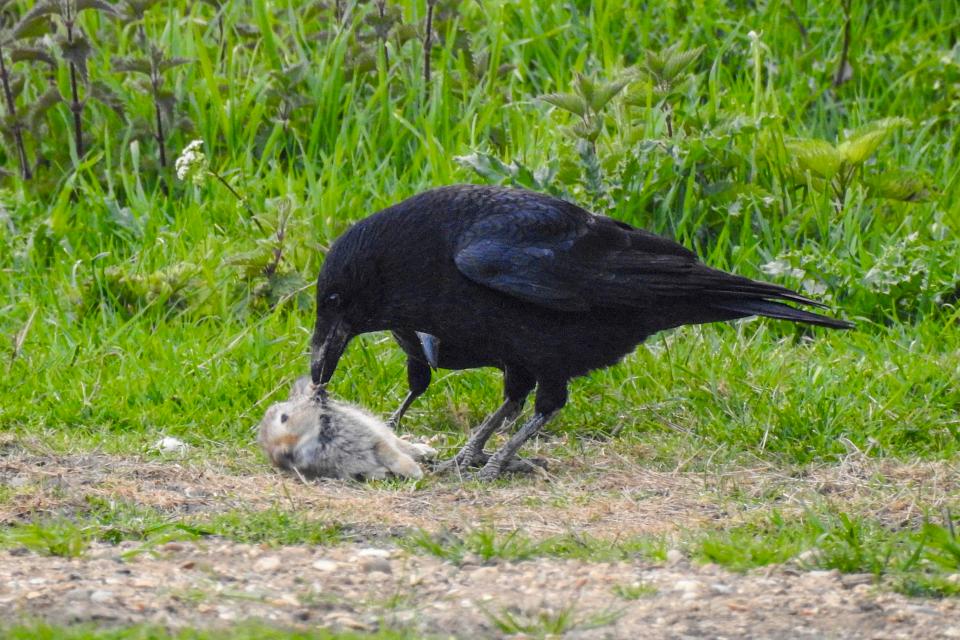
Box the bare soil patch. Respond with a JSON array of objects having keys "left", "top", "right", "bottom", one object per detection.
[
  {"left": 2, "top": 443, "right": 957, "bottom": 539},
  {"left": 2, "top": 439, "right": 960, "bottom": 637}
]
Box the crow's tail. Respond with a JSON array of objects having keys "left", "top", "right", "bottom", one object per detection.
[{"left": 712, "top": 298, "right": 854, "bottom": 329}]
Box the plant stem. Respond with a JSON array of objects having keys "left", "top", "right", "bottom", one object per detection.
[
  {"left": 66, "top": 21, "right": 84, "bottom": 157},
  {"left": 151, "top": 76, "right": 167, "bottom": 168},
  {"left": 0, "top": 46, "right": 31, "bottom": 180},
  {"left": 423, "top": 0, "right": 435, "bottom": 103},
  {"left": 833, "top": 0, "right": 852, "bottom": 88},
  {"left": 210, "top": 169, "right": 266, "bottom": 233},
  {"left": 378, "top": 1, "right": 390, "bottom": 70}
]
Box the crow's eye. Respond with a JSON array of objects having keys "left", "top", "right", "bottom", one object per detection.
[
  {"left": 325, "top": 293, "right": 341, "bottom": 309},
  {"left": 280, "top": 413, "right": 289, "bottom": 423}
]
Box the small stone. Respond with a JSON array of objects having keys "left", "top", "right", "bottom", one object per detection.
[
  {"left": 666, "top": 549, "right": 685, "bottom": 565},
  {"left": 361, "top": 558, "right": 392, "bottom": 574},
  {"left": 90, "top": 590, "right": 114, "bottom": 604},
  {"left": 807, "top": 569, "right": 839, "bottom": 579},
  {"left": 794, "top": 549, "right": 820, "bottom": 566},
  {"left": 253, "top": 556, "right": 282, "bottom": 572},
  {"left": 154, "top": 436, "right": 188, "bottom": 454},
  {"left": 312, "top": 559, "right": 339, "bottom": 572},
  {"left": 326, "top": 613, "right": 370, "bottom": 630},
  {"left": 355, "top": 548, "right": 391, "bottom": 558},
  {"left": 710, "top": 583, "right": 733, "bottom": 595},
  {"left": 468, "top": 566, "right": 499, "bottom": 581},
  {"left": 840, "top": 574, "right": 874, "bottom": 588},
  {"left": 674, "top": 579, "right": 702, "bottom": 595}
]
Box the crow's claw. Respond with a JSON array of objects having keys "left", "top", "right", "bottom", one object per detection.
[{"left": 436, "top": 453, "right": 547, "bottom": 479}]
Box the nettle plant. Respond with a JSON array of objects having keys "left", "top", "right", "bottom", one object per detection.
[
  {"left": 112, "top": 44, "right": 191, "bottom": 170},
  {"left": 624, "top": 42, "right": 705, "bottom": 138},
  {"left": 459, "top": 43, "right": 769, "bottom": 222},
  {"left": 770, "top": 117, "right": 936, "bottom": 211},
  {"left": 540, "top": 72, "right": 629, "bottom": 199},
  {"left": 460, "top": 40, "right": 936, "bottom": 233},
  {"left": 12, "top": 0, "right": 123, "bottom": 157}
]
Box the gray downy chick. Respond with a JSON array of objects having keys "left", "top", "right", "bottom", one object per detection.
[{"left": 258, "top": 376, "right": 436, "bottom": 480}]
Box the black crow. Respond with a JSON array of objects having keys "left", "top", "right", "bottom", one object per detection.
[{"left": 310, "top": 184, "right": 851, "bottom": 480}]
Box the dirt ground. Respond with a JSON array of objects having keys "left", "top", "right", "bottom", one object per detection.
[{"left": 2, "top": 441, "right": 960, "bottom": 638}]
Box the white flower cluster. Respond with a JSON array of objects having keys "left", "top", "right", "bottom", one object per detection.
[
  {"left": 760, "top": 259, "right": 805, "bottom": 279},
  {"left": 761, "top": 258, "right": 829, "bottom": 297},
  {"left": 175, "top": 139, "right": 208, "bottom": 186}
]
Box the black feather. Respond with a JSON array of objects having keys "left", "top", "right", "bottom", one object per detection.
[{"left": 312, "top": 184, "right": 852, "bottom": 438}]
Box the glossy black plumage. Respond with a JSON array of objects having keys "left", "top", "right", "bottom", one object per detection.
[{"left": 310, "top": 184, "right": 851, "bottom": 478}]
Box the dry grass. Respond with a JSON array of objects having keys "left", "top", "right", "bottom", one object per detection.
[{"left": 2, "top": 435, "right": 957, "bottom": 541}]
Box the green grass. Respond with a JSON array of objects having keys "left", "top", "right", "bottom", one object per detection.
[
  {"left": 401, "top": 512, "right": 960, "bottom": 598},
  {"left": 0, "top": 501, "right": 345, "bottom": 556},
  {"left": 691, "top": 509, "right": 960, "bottom": 597},
  {"left": 0, "top": 0, "right": 956, "bottom": 467},
  {"left": 0, "top": 0, "right": 959, "bottom": 624},
  {"left": 484, "top": 604, "right": 622, "bottom": 638}
]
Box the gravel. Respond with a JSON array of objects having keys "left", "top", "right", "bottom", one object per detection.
[{"left": 2, "top": 541, "right": 958, "bottom": 638}]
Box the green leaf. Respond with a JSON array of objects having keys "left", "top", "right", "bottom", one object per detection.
[
  {"left": 120, "top": 0, "right": 164, "bottom": 21},
  {"left": 573, "top": 73, "right": 596, "bottom": 106},
  {"left": 75, "top": 0, "right": 121, "bottom": 16},
  {"left": 663, "top": 44, "right": 704, "bottom": 81},
  {"left": 838, "top": 117, "right": 910, "bottom": 165},
  {"left": 345, "top": 48, "right": 376, "bottom": 75},
  {"left": 8, "top": 75, "right": 24, "bottom": 102},
  {"left": 89, "top": 81, "right": 125, "bottom": 119},
  {"left": 58, "top": 34, "right": 93, "bottom": 80},
  {"left": 454, "top": 151, "right": 511, "bottom": 183},
  {"left": 112, "top": 56, "right": 151, "bottom": 75},
  {"left": 540, "top": 92, "right": 587, "bottom": 117},
  {"left": 836, "top": 129, "right": 884, "bottom": 166},
  {"left": 394, "top": 23, "right": 419, "bottom": 45},
  {"left": 11, "top": 1, "right": 57, "bottom": 41},
  {"left": 10, "top": 46, "right": 56, "bottom": 68},
  {"left": 785, "top": 138, "right": 844, "bottom": 179},
  {"left": 589, "top": 77, "right": 629, "bottom": 111},
  {"left": 642, "top": 47, "right": 668, "bottom": 81},
  {"left": 27, "top": 87, "right": 62, "bottom": 132},
  {"left": 864, "top": 170, "right": 936, "bottom": 202},
  {"left": 158, "top": 56, "right": 192, "bottom": 73},
  {"left": 568, "top": 116, "right": 602, "bottom": 142},
  {"left": 623, "top": 80, "right": 667, "bottom": 107}
]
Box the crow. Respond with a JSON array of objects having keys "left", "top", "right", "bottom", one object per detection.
[{"left": 310, "top": 184, "right": 852, "bottom": 480}]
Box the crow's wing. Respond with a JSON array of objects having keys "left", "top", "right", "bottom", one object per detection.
[{"left": 453, "top": 205, "right": 816, "bottom": 312}]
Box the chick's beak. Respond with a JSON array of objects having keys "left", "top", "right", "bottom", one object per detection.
[{"left": 310, "top": 317, "right": 351, "bottom": 385}]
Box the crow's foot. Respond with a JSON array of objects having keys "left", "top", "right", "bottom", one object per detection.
[
  {"left": 434, "top": 451, "right": 547, "bottom": 477},
  {"left": 433, "top": 446, "right": 486, "bottom": 475},
  {"left": 471, "top": 455, "right": 548, "bottom": 481}
]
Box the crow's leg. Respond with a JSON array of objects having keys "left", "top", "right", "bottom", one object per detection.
[
  {"left": 476, "top": 380, "right": 567, "bottom": 481},
  {"left": 435, "top": 398, "right": 524, "bottom": 473},
  {"left": 436, "top": 367, "right": 534, "bottom": 474},
  {"left": 387, "top": 354, "right": 431, "bottom": 431}
]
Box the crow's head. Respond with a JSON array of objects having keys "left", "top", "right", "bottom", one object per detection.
[{"left": 309, "top": 225, "right": 382, "bottom": 385}]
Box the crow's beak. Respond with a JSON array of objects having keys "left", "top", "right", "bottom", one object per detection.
[
  {"left": 416, "top": 332, "right": 440, "bottom": 369},
  {"left": 310, "top": 318, "right": 351, "bottom": 385}
]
